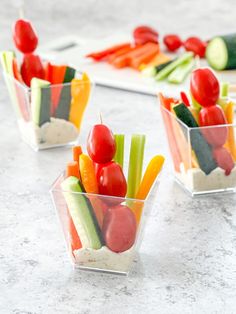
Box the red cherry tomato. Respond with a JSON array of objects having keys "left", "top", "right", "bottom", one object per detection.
[
  {"left": 212, "top": 147, "right": 234, "bottom": 175},
  {"left": 133, "top": 25, "right": 158, "bottom": 45},
  {"left": 87, "top": 124, "right": 116, "bottom": 164},
  {"left": 98, "top": 161, "right": 127, "bottom": 202},
  {"left": 190, "top": 68, "right": 220, "bottom": 107},
  {"left": 199, "top": 105, "right": 228, "bottom": 147},
  {"left": 21, "top": 54, "right": 45, "bottom": 87},
  {"left": 184, "top": 37, "right": 207, "bottom": 58},
  {"left": 102, "top": 205, "right": 136, "bottom": 253},
  {"left": 163, "top": 34, "right": 182, "bottom": 52},
  {"left": 13, "top": 19, "right": 38, "bottom": 54}
]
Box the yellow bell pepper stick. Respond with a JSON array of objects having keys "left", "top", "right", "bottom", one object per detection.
[
  {"left": 224, "top": 101, "right": 236, "bottom": 161},
  {"left": 69, "top": 73, "right": 91, "bottom": 130},
  {"left": 131, "top": 155, "right": 164, "bottom": 224}
]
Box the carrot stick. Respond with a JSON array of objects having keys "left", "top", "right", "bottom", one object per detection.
[
  {"left": 66, "top": 161, "right": 80, "bottom": 179},
  {"left": 139, "top": 52, "right": 170, "bottom": 70},
  {"left": 130, "top": 45, "right": 159, "bottom": 70},
  {"left": 73, "top": 145, "right": 82, "bottom": 162},
  {"left": 65, "top": 165, "right": 82, "bottom": 251},
  {"left": 111, "top": 43, "right": 158, "bottom": 69},
  {"left": 224, "top": 101, "right": 236, "bottom": 161}
]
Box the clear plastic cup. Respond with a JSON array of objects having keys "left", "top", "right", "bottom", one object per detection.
[
  {"left": 160, "top": 98, "right": 236, "bottom": 196},
  {"left": 3, "top": 72, "right": 93, "bottom": 151},
  {"left": 50, "top": 171, "right": 161, "bottom": 275}
]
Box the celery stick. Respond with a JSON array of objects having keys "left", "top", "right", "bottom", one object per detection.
[
  {"left": 220, "top": 82, "right": 229, "bottom": 97},
  {"left": 168, "top": 58, "right": 195, "bottom": 84},
  {"left": 155, "top": 52, "right": 193, "bottom": 81},
  {"left": 127, "top": 134, "right": 146, "bottom": 199},
  {"left": 114, "top": 134, "right": 125, "bottom": 168}
]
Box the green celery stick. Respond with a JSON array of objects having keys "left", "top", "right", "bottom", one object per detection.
[
  {"left": 220, "top": 82, "right": 229, "bottom": 97},
  {"left": 155, "top": 52, "right": 193, "bottom": 81},
  {"left": 167, "top": 58, "right": 195, "bottom": 84},
  {"left": 127, "top": 134, "right": 146, "bottom": 198},
  {"left": 114, "top": 134, "right": 125, "bottom": 168}
]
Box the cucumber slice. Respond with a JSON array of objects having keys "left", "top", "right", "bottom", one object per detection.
[
  {"left": 63, "top": 66, "right": 76, "bottom": 83},
  {"left": 61, "top": 176, "right": 104, "bottom": 249},
  {"left": 54, "top": 84, "right": 71, "bottom": 120},
  {"left": 155, "top": 52, "right": 193, "bottom": 81},
  {"left": 114, "top": 134, "right": 125, "bottom": 168},
  {"left": 31, "top": 78, "right": 51, "bottom": 126},
  {"left": 168, "top": 58, "right": 195, "bottom": 84},
  {"left": 206, "top": 35, "right": 236, "bottom": 70},
  {"left": 173, "top": 103, "right": 217, "bottom": 175},
  {"left": 127, "top": 134, "right": 146, "bottom": 198}
]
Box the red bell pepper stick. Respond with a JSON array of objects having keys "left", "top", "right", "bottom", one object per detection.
[
  {"left": 180, "top": 91, "right": 190, "bottom": 107},
  {"left": 86, "top": 43, "right": 131, "bottom": 61}
]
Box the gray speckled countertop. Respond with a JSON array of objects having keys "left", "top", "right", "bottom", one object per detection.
[{"left": 1, "top": 1, "right": 236, "bottom": 313}]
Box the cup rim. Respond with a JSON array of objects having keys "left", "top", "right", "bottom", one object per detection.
[
  {"left": 50, "top": 170, "right": 162, "bottom": 204},
  {"left": 160, "top": 103, "right": 236, "bottom": 130}
]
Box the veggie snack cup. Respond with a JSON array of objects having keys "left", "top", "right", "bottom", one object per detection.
[
  {"left": 160, "top": 94, "right": 236, "bottom": 196},
  {"left": 3, "top": 71, "right": 93, "bottom": 151},
  {"left": 50, "top": 171, "right": 160, "bottom": 275}
]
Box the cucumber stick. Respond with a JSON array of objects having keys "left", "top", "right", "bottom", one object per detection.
[
  {"left": 155, "top": 52, "right": 193, "bottom": 81},
  {"left": 168, "top": 58, "right": 195, "bottom": 84},
  {"left": 127, "top": 134, "right": 146, "bottom": 198},
  {"left": 142, "top": 60, "right": 173, "bottom": 77},
  {"left": 173, "top": 103, "right": 217, "bottom": 175},
  {"left": 61, "top": 176, "right": 103, "bottom": 249},
  {"left": 114, "top": 134, "right": 125, "bottom": 168},
  {"left": 206, "top": 34, "right": 236, "bottom": 70},
  {"left": 31, "top": 78, "right": 51, "bottom": 127}
]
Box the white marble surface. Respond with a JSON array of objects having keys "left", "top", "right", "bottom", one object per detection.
[{"left": 1, "top": 1, "right": 236, "bottom": 313}]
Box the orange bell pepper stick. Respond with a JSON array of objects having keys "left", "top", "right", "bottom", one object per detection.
[
  {"left": 79, "top": 154, "right": 104, "bottom": 228},
  {"left": 131, "top": 155, "right": 164, "bottom": 224},
  {"left": 136, "top": 155, "right": 165, "bottom": 200},
  {"left": 224, "top": 101, "right": 236, "bottom": 161},
  {"left": 79, "top": 154, "right": 98, "bottom": 194}
]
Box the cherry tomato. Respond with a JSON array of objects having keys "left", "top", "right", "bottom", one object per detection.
[
  {"left": 87, "top": 124, "right": 116, "bottom": 163},
  {"left": 133, "top": 25, "right": 158, "bottom": 45},
  {"left": 98, "top": 161, "right": 127, "bottom": 202},
  {"left": 212, "top": 147, "right": 234, "bottom": 175},
  {"left": 199, "top": 105, "right": 228, "bottom": 147},
  {"left": 184, "top": 37, "right": 207, "bottom": 58},
  {"left": 13, "top": 19, "right": 38, "bottom": 54},
  {"left": 21, "top": 54, "right": 45, "bottom": 87},
  {"left": 190, "top": 68, "right": 220, "bottom": 107},
  {"left": 102, "top": 205, "right": 136, "bottom": 253},
  {"left": 163, "top": 34, "right": 182, "bottom": 52}
]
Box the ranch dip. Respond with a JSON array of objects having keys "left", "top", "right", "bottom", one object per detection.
[
  {"left": 18, "top": 117, "right": 79, "bottom": 149},
  {"left": 176, "top": 162, "right": 236, "bottom": 193},
  {"left": 73, "top": 246, "right": 135, "bottom": 273}
]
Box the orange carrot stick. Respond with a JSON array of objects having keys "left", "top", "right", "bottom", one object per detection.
[
  {"left": 224, "top": 101, "right": 236, "bottom": 161},
  {"left": 65, "top": 163, "right": 82, "bottom": 251},
  {"left": 72, "top": 145, "right": 83, "bottom": 162},
  {"left": 66, "top": 161, "right": 80, "bottom": 179}
]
